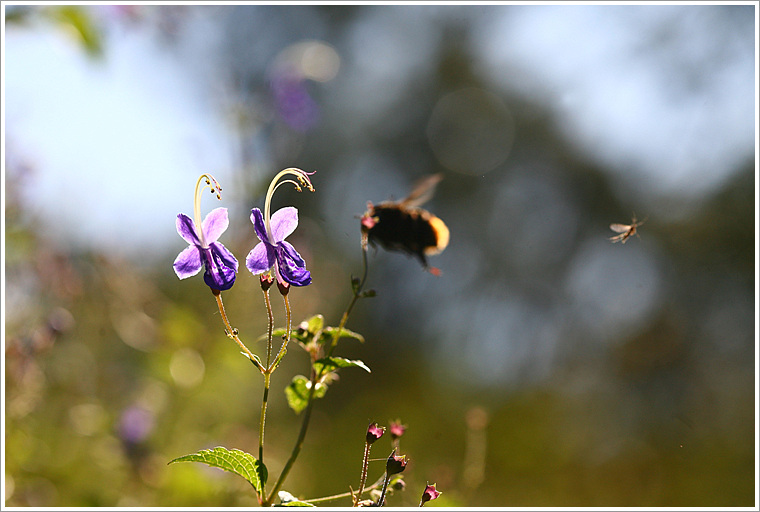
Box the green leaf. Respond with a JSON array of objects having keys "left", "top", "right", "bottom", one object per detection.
[
  {"left": 169, "top": 447, "right": 267, "bottom": 497},
  {"left": 241, "top": 351, "right": 265, "bottom": 372},
  {"left": 315, "top": 357, "right": 371, "bottom": 374},
  {"left": 285, "top": 375, "right": 326, "bottom": 414},
  {"left": 323, "top": 326, "right": 365, "bottom": 344},
  {"left": 304, "top": 314, "right": 324, "bottom": 334},
  {"left": 284, "top": 501, "right": 316, "bottom": 507}
]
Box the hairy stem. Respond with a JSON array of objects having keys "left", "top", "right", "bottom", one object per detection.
[
  {"left": 259, "top": 287, "right": 274, "bottom": 462},
  {"left": 376, "top": 471, "right": 392, "bottom": 507},
  {"left": 269, "top": 293, "right": 292, "bottom": 372},
  {"left": 353, "top": 441, "right": 372, "bottom": 506},
  {"left": 214, "top": 292, "right": 263, "bottom": 373}
]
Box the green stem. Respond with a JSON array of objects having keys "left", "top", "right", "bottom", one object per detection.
[
  {"left": 259, "top": 287, "right": 274, "bottom": 464},
  {"left": 264, "top": 248, "right": 370, "bottom": 506},
  {"left": 214, "top": 291, "right": 263, "bottom": 373},
  {"left": 304, "top": 474, "right": 386, "bottom": 504},
  {"left": 263, "top": 380, "right": 316, "bottom": 506},
  {"left": 268, "top": 292, "right": 292, "bottom": 372},
  {"left": 326, "top": 246, "right": 368, "bottom": 359}
]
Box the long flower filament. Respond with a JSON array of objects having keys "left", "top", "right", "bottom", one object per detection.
[
  {"left": 193, "top": 173, "right": 222, "bottom": 247},
  {"left": 263, "top": 168, "right": 315, "bottom": 244}
]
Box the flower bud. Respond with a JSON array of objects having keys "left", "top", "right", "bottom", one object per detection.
[
  {"left": 277, "top": 279, "right": 290, "bottom": 296},
  {"left": 260, "top": 273, "right": 274, "bottom": 291},
  {"left": 391, "top": 476, "right": 406, "bottom": 491},
  {"left": 366, "top": 422, "right": 385, "bottom": 444},
  {"left": 419, "top": 483, "right": 441, "bottom": 506},
  {"left": 389, "top": 421, "right": 406, "bottom": 440},
  {"left": 385, "top": 449, "right": 407, "bottom": 475}
]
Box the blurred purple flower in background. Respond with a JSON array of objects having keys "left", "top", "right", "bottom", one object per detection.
[
  {"left": 271, "top": 69, "right": 320, "bottom": 132},
  {"left": 118, "top": 405, "right": 155, "bottom": 445}
]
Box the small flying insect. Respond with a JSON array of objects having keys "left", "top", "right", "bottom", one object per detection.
[
  {"left": 361, "top": 173, "right": 450, "bottom": 275},
  {"left": 609, "top": 214, "right": 646, "bottom": 244}
]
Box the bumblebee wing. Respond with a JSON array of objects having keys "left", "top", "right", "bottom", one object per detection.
[
  {"left": 609, "top": 223, "right": 630, "bottom": 233},
  {"left": 401, "top": 173, "right": 443, "bottom": 208}
]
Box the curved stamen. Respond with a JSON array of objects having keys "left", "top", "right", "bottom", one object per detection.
[
  {"left": 193, "top": 174, "right": 222, "bottom": 247},
  {"left": 263, "top": 168, "right": 315, "bottom": 244}
]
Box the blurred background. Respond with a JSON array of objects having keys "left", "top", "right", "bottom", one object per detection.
[{"left": 3, "top": 4, "right": 757, "bottom": 507}]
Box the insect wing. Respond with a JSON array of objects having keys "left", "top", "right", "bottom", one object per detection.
[
  {"left": 401, "top": 173, "right": 443, "bottom": 208},
  {"left": 609, "top": 223, "right": 631, "bottom": 233}
]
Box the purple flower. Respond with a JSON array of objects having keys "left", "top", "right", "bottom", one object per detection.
[
  {"left": 246, "top": 207, "right": 311, "bottom": 286},
  {"left": 174, "top": 207, "right": 238, "bottom": 291},
  {"left": 245, "top": 168, "right": 314, "bottom": 288}
]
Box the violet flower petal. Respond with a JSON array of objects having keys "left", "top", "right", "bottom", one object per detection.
[
  {"left": 202, "top": 207, "right": 229, "bottom": 245},
  {"left": 250, "top": 208, "right": 270, "bottom": 244},
  {"left": 173, "top": 245, "right": 202, "bottom": 279},
  {"left": 201, "top": 245, "right": 237, "bottom": 291},
  {"left": 279, "top": 240, "right": 306, "bottom": 268},
  {"left": 176, "top": 213, "right": 201, "bottom": 246},
  {"left": 278, "top": 260, "right": 311, "bottom": 286},
  {"left": 210, "top": 241, "right": 239, "bottom": 273},
  {"left": 246, "top": 242, "right": 276, "bottom": 274},
  {"left": 277, "top": 248, "right": 311, "bottom": 286},
  {"left": 269, "top": 206, "right": 299, "bottom": 243}
]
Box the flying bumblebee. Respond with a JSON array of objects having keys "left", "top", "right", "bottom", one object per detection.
[{"left": 360, "top": 173, "right": 450, "bottom": 275}]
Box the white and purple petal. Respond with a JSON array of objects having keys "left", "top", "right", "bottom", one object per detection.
[
  {"left": 269, "top": 207, "right": 299, "bottom": 244},
  {"left": 173, "top": 245, "right": 202, "bottom": 279},
  {"left": 246, "top": 242, "right": 276, "bottom": 275},
  {"left": 202, "top": 207, "right": 230, "bottom": 245}
]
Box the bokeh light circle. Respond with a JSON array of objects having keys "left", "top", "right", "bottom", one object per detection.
[{"left": 426, "top": 87, "right": 515, "bottom": 176}]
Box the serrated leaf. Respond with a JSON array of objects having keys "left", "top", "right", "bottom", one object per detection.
[
  {"left": 169, "top": 447, "right": 267, "bottom": 497},
  {"left": 323, "top": 326, "right": 365, "bottom": 344},
  {"left": 315, "top": 356, "right": 371, "bottom": 373},
  {"left": 285, "top": 375, "right": 326, "bottom": 414}
]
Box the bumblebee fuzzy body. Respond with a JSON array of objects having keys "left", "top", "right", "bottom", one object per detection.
[{"left": 361, "top": 174, "right": 449, "bottom": 272}]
